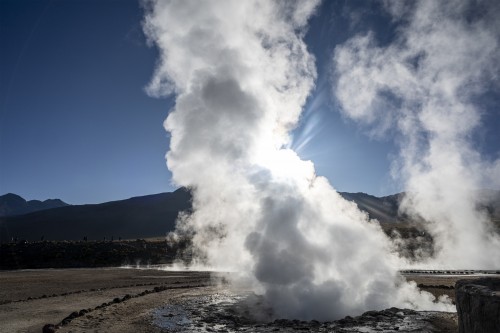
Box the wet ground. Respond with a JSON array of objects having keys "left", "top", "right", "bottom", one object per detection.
[{"left": 151, "top": 290, "right": 457, "bottom": 332}]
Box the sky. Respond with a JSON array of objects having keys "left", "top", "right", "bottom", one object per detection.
[{"left": 1, "top": 0, "right": 499, "bottom": 204}]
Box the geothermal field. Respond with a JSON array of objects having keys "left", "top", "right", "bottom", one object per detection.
[
  {"left": 2, "top": 0, "right": 500, "bottom": 332},
  {"left": 2, "top": 266, "right": 497, "bottom": 333}
]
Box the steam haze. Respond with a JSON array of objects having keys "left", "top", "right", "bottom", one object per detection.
[
  {"left": 334, "top": 0, "right": 500, "bottom": 269},
  {"left": 143, "top": 0, "right": 454, "bottom": 320}
]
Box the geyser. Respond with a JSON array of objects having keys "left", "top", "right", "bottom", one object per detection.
[
  {"left": 143, "top": 0, "right": 453, "bottom": 320},
  {"left": 333, "top": 0, "right": 500, "bottom": 269}
]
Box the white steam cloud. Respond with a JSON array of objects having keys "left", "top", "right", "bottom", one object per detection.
[
  {"left": 334, "top": 0, "right": 500, "bottom": 269},
  {"left": 143, "top": 0, "right": 453, "bottom": 320}
]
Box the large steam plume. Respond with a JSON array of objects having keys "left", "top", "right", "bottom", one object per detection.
[
  {"left": 143, "top": 0, "right": 453, "bottom": 320},
  {"left": 334, "top": 0, "right": 500, "bottom": 269}
]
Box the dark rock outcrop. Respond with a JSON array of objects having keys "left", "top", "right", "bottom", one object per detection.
[
  {"left": 455, "top": 278, "right": 500, "bottom": 333},
  {"left": 42, "top": 324, "right": 56, "bottom": 333}
]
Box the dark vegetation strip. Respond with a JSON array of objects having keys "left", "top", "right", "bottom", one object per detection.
[
  {"left": 0, "top": 240, "right": 183, "bottom": 270},
  {"left": 416, "top": 284, "right": 455, "bottom": 290}
]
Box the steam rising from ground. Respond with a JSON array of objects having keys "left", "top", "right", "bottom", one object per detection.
[
  {"left": 143, "top": 0, "right": 452, "bottom": 320},
  {"left": 334, "top": 0, "right": 500, "bottom": 269}
]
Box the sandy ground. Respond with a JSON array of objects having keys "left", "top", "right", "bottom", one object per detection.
[
  {"left": 2, "top": 268, "right": 497, "bottom": 333},
  {"left": 0, "top": 268, "right": 211, "bottom": 333}
]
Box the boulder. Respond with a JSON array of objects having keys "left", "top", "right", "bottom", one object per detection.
[{"left": 455, "top": 278, "right": 500, "bottom": 333}]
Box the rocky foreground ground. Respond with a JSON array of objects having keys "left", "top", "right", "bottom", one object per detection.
[{"left": 3, "top": 268, "right": 494, "bottom": 333}]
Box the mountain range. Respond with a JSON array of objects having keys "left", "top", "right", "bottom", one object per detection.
[
  {"left": 0, "top": 193, "right": 68, "bottom": 217},
  {"left": 1, "top": 188, "right": 499, "bottom": 243},
  {"left": 0, "top": 188, "right": 191, "bottom": 243}
]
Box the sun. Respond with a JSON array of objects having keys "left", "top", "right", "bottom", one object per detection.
[{"left": 255, "top": 147, "right": 316, "bottom": 186}]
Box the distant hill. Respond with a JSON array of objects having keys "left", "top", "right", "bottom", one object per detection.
[
  {"left": 0, "top": 193, "right": 68, "bottom": 217},
  {"left": 0, "top": 188, "right": 191, "bottom": 243},
  {"left": 339, "top": 190, "right": 500, "bottom": 228},
  {"left": 1, "top": 188, "right": 498, "bottom": 243},
  {"left": 339, "top": 192, "right": 406, "bottom": 223}
]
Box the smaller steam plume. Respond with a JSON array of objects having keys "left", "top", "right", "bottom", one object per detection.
[
  {"left": 143, "top": 0, "right": 454, "bottom": 321},
  {"left": 333, "top": 0, "right": 500, "bottom": 269}
]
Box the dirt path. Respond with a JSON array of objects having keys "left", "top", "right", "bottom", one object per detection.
[
  {"left": 57, "top": 287, "right": 220, "bottom": 333},
  {"left": 0, "top": 268, "right": 211, "bottom": 333}
]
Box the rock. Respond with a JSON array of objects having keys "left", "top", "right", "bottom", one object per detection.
[
  {"left": 310, "top": 319, "right": 320, "bottom": 326},
  {"left": 42, "top": 324, "right": 56, "bottom": 333},
  {"left": 455, "top": 278, "right": 500, "bottom": 333},
  {"left": 68, "top": 311, "right": 79, "bottom": 319},
  {"left": 362, "top": 310, "right": 380, "bottom": 317}
]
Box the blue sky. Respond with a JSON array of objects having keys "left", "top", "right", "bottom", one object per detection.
[{"left": 1, "top": 0, "right": 498, "bottom": 204}]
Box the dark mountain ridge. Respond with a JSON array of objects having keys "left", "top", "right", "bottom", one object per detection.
[
  {"left": 339, "top": 192, "right": 405, "bottom": 224},
  {"left": 0, "top": 193, "right": 68, "bottom": 217},
  {"left": 0, "top": 188, "right": 191, "bottom": 243},
  {"left": 1, "top": 188, "right": 498, "bottom": 243},
  {"left": 339, "top": 190, "right": 500, "bottom": 229}
]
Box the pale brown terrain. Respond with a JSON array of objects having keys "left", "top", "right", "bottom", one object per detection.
[
  {"left": 0, "top": 269, "right": 211, "bottom": 333},
  {"left": 4, "top": 268, "right": 496, "bottom": 333}
]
